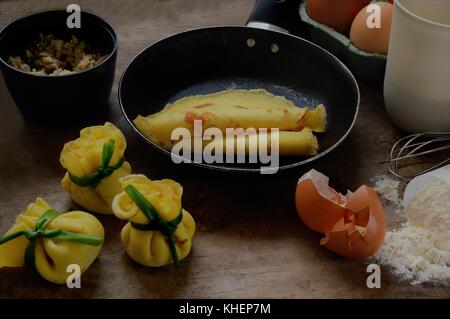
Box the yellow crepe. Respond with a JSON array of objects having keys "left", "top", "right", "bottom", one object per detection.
[
  {"left": 60, "top": 122, "right": 132, "bottom": 214},
  {"left": 0, "top": 198, "right": 104, "bottom": 284},
  {"left": 112, "top": 174, "right": 196, "bottom": 267},
  {"left": 155, "top": 128, "right": 319, "bottom": 156},
  {"left": 134, "top": 89, "right": 326, "bottom": 156},
  {"left": 217, "top": 128, "right": 320, "bottom": 156}
]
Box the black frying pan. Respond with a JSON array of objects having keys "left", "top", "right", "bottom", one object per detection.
[{"left": 119, "top": 0, "right": 359, "bottom": 172}]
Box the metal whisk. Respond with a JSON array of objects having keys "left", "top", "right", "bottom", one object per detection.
[{"left": 384, "top": 131, "right": 450, "bottom": 181}]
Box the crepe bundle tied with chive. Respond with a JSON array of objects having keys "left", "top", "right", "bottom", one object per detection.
[
  {"left": 0, "top": 198, "right": 104, "bottom": 284},
  {"left": 134, "top": 89, "right": 327, "bottom": 156},
  {"left": 60, "top": 122, "right": 132, "bottom": 215},
  {"left": 111, "top": 174, "right": 196, "bottom": 267}
]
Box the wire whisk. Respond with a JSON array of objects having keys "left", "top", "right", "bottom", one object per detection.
[{"left": 384, "top": 131, "right": 450, "bottom": 181}]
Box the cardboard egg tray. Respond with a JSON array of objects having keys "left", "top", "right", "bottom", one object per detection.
[{"left": 299, "top": 0, "right": 387, "bottom": 84}]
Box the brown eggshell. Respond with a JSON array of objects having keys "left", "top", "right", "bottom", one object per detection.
[
  {"left": 320, "top": 186, "right": 386, "bottom": 258},
  {"left": 295, "top": 170, "right": 386, "bottom": 259},
  {"left": 296, "top": 178, "right": 347, "bottom": 233}
]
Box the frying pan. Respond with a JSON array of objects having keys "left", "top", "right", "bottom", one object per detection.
[{"left": 119, "top": 0, "right": 359, "bottom": 172}]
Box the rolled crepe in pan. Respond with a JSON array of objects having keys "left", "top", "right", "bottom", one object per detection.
[
  {"left": 134, "top": 89, "right": 327, "bottom": 144},
  {"left": 154, "top": 128, "right": 319, "bottom": 156}
]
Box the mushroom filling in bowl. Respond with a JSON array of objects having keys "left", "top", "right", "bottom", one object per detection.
[{"left": 8, "top": 33, "right": 107, "bottom": 75}]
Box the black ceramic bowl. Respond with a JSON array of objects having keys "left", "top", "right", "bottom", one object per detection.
[{"left": 0, "top": 10, "right": 117, "bottom": 123}]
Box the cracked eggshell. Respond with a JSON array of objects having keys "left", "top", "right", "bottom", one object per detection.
[
  {"left": 321, "top": 185, "right": 386, "bottom": 259},
  {"left": 295, "top": 170, "right": 347, "bottom": 233},
  {"left": 295, "top": 170, "right": 386, "bottom": 259}
]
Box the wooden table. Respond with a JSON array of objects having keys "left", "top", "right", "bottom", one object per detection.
[{"left": 0, "top": 0, "right": 448, "bottom": 299}]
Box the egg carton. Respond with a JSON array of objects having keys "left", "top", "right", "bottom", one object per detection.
[{"left": 299, "top": 0, "right": 387, "bottom": 84}]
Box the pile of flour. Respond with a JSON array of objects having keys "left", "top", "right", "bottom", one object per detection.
[
  {"left": 372, "top": 176, "right": 403, "bottom": 209},
  {"left": 374, "top": 176, "right": 450, "bottom": 284}
]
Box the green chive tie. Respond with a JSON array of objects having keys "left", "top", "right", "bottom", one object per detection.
[
  {"left": 125, "top": 185, "right": 183, "bottom": 268},
  {"left": 68, "top": 139, "right": 125, "bottom": 187},
  {"left": 0, "top": 209, "right": 103, "bottom": 268}
]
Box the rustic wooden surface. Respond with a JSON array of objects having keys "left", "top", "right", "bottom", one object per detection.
[{"left": 0, "top": 0, "right": 449, "bottom": 299}]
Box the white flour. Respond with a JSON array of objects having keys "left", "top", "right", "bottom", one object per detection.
[
  {"left": 374, "top": 177, "right": 450, "bottom": 285},
  {"left": 372, "top": 176, "right": 403, "bottom": 210}
]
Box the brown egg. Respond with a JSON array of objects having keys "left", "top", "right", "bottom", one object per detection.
[
  {"left": 350, "top": 2, "right": 393, "bottom": 55},
  {"left": 307, "top": 0, "right": 370, "bottom": 34}
]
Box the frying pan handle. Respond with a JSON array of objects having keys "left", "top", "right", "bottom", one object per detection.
[{"left": 246, "top": 0, "right": 305, "bottom": 35}]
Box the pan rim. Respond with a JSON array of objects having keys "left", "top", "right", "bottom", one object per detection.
[{"left": 118, "top": 25, "right": 360, "bottom": 173}]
